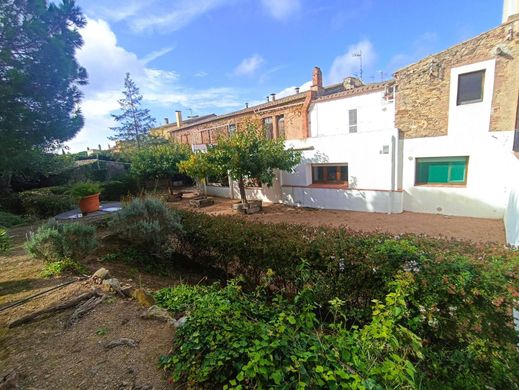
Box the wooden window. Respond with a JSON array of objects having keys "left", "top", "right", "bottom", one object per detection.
[
  {"left": 180, "top": 134, "right": 190, "bottom": 145},
  {"left": 200, "top": 129, "right": 212, "bottom": 144},
  {"left": 415, "top": 156, "right": 468, "bottom": 186},
  {"left": 312, "top": 164, "right": 348, "bottom": 184},
  {"left": 263, "top": 117, "right": 273, "bottom": 140},
  {"left": 457, "top": 70, "right": 485, "bottom": 105},
  {"left": 228, "top": 124, "right": 236, "bottom": 135},
  {"left": 348, "top": 109, "right": 357, "bottom": 133},
  {"left": 276, "top": 115, "right": 285, "bottom": 139}
]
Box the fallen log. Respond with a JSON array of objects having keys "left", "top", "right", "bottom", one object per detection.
[
  {"left": 8, "top": 290, "right": 100, "bottom": 328},
  {"left": 65, "top": 294, "right": 106, "bottom": 328}
]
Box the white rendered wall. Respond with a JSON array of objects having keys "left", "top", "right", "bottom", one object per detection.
[
  {"left": 402, "top": 132, "right": 515, "bottom": 218},
  {"left": 504, "top": 157, "right": 519, "bottom": 247},
  {"left": 447, "top": 59, "right": 495, "bottom": 137},
  {"left": 309, "top": 90, "right": 394, "bottom": 137}
]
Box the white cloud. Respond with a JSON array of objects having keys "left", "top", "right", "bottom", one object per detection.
[
  {"left": 234, "top": 54, "right": 265, "bottom": 76},
  {"left": 194, "top": 71, "right": 209, "bottom": 77},
  {"left": 142, "top": 47, "right": 175, "bottom": 65},
  {"left": 328, "top": 39, "right": 376, "bottom": 84},
  {"left": 387, "top": 32, "right": 438, "bottom": 73},
  {"left": 262, "top": 0, "right": 301, "bottom": 20},
  {"left": 276, "top": 80, "right": 311, "bottom": 98},
  {"left": 68, "top": 17, "right": 243, "bottom": 152}
]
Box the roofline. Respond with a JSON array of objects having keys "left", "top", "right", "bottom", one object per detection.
[
  {"left": 393, "top": 20, "right": 515, "bottom": 75},
  {"left": 314, "top": 81, "right": 391, "bottom": 103}
]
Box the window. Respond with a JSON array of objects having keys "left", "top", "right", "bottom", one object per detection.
[
  {"left": 457, "top": 70, "right": 484, "bottom": 105},
  {"left": 312, "top": 164, "right": 348, "bottom": 184},
  {"left": 415, "top": 157, "right": 468, "bottom": 186},
  {"left": 348, "top": 109, "right": 357, "bottom": 133},
  {"left": 180, "top": 134, "right": 190, "bottom": 145},
  {"left": 276, "top": 115, "right": 285, "bottom": 139},
  {"left": 200, "top": 129, "right": 212, "bottom": 144},
  {"left": 263, "top": 117, "right": 273, "bottom": 139},
  {"left": 228, "top": 123, "right": 236, "bottom": 135}
]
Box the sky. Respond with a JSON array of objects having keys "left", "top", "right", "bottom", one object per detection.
[{"left": 67, "top": 0, "right": 502, "bottom": 152}]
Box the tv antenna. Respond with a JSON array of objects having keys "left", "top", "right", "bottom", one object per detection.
[{"left": 352, "top": 50, "right": 363, "bottom": 81}]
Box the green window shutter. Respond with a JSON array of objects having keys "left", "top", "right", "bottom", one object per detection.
[{"left": 416, "top": 157, "right": 468, "bottom": 185}]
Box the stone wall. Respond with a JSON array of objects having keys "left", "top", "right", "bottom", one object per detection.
[{"left": 395, "top": 19, "right": 519, "bottom": 138}]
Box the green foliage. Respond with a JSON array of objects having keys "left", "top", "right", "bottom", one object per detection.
[
  {"left": 0, "top": 227, "right": 12, "bottom": 254},
  {"left": 70, "top": 182, "right": 101, "bottom": 200},
  {"left": 178, "top": 121, "right": 301, "bottom": 202},
  {"left": 19, "top": 188, "right": 74, "bottom": 218},
  {"left": 131, "top": 143, "right": 191, "bottom": 185},
  {"left": 110, "top": 73, "right": 155, "bottom": 148},
  {"left": 174, "top": 210, "right": 519, "bottom": 389},
  {"left": 0, "top": 211, "right": 27, "bottom": 227},
  {"left": 108, "top": 198, "right": 182, "bottom": 253},
  {"left": 158, "top": 274, "right": 421, "bottom": 389},
  {"left": 41, "top": 258, "right": 86, "bottom": 277},
  {"left": 25, "top": 220, "right": 97, "bottom": 262},
  {"left": 0, "top": 0, "right": 87, "bottom": 187},
  {"left": 100, "top": 176, "right": 139, "bottom": 201}
]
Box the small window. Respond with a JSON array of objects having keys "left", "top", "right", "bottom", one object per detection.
[
  {"left": 415, "top": 156, "right": 468, "bottom": 186},
  {"left": 457, "top": 70, "right": 484, "bottom": 105},
  {"left": 200, "top": 130, "right": 211, "bottom": 144},
  {"left": 312, "top": 164, "right": 348, "bottom": 184},
  {"left": 180, "top": 134, "right": 190, "bottom": 145},
  {"left": 263, "top": 117, "right": 273, "bottom": 139},
  {"left": 276, "top": 115, "right": 285, "bottom": 139},
  {"left": 228, "top": 124, "right": 236, "bottom": 135},
  {"left": 348, "top": 109, "right": 357, "bottom": 133}
]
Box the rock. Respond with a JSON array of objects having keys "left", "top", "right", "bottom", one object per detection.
[
  {"left": 103, "top": 338, "right": 139, "bottom": 350},
  {"left": 0, "top": 370, "right": 18, "bottom": 390},
  {"left": 120, "top": 285, "right": 134, "bottom": 298},
  {"left": 141, "top": 305, "right": 175, "bottom": 325},
  {"left": 91, "top": 268, "right": 110, "bottom": 282},
  {"left": 174, "top": 316, "right": 188, "bottom": 328},
  {"left": 132, "top": 288, "right": 155, "bottom": 307},
  {"left": 101, "top": 278, "right": 121, "bottom": 292}
]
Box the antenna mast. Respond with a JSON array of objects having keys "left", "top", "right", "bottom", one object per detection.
[{"left": 352, "top": 50, "right": 363, "bottom": 81}]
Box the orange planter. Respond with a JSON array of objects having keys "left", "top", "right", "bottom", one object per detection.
[{"left": 79, "top": 193, "right": 100, "bottom": 214}]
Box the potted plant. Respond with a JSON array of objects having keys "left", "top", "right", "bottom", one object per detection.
[{"left": 70, "top": 182, "right": 102, "bottom": 214}]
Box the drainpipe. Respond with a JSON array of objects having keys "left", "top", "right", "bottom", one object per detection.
[
  {"left": 388, "top": 134, "right": 397, "bottom": 214},
  {"left": 302, "top": 90, "right": 314, "bottom": 138}
]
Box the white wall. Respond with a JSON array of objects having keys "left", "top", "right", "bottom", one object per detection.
[
  {"left": 448, "top": 59, "right": 495, "bottom": 136},
  {"left": 402, "top": 132, "right": 515, "bottom": 218},
  {"left": 309, "top": 90, "right": 394, "bottom": 137},
  {"left": 504, "top": 157, "right": 519, "bottom": 247}
]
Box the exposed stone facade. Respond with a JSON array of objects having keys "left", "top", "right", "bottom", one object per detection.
[{"left": 395, "top": 19, "right": 519, "bottom": 138}]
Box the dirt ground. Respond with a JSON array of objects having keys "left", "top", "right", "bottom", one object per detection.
[
  {"left": 172, "top": 195, "right": 506, "bottom": 244},
  {"left": 0, "top": 225, "right": 207, "bottom": 390}
]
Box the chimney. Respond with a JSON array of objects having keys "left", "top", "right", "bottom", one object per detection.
[
  {"left": 175, "top": 110, "right": 182, "bottom": 128},
  {"left": 245, "top": 102, "right": 249, "bottom": 108},
  {"left": 98, "top": 144, "right": 102, "bottom": 151},
  {"left": 295, "top": 87, "right": 300, "bottom": 94},
  {"left": 164, "top": 117, "right": 169, "bottom": 124},
  {"left": 266, "top": 96, "right": 270, "bottom": 102},
  {"left": 270, "top": 93, "right": 276, "bottom": 101},
  {"left": 503, "top": 0, "right": 519, "bottom": 22},
  {"left": 311, "top": 66, "right": 323, "bottom": 94}
]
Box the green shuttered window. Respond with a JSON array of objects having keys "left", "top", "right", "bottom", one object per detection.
[{"left": 415, "top": 157, "right": 468, "bottom": 185}]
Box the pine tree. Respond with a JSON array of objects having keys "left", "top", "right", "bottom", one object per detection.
[{"left": 110, "top": 73, "right": 156, "bottom": 149}]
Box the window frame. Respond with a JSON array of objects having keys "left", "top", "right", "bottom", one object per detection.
[
  {"left": 311, "top": 163, "right": 349, "bottom": 185},
  {"left": 456, "top": 70, "right": 485, "bottom": 106},
  {"left": 228, "top": 123, "right": 236, "bottom": 135},
  {"left": 348, "top": 108, "right": 358, "bottom": 133},
  {"left": 414, "top": 156, "right": 469, "bottom": 187},
  {"left": 262, "top": 117, "right": 274, "bottom": 140},
  {"left": 276, "top": 115, "right": 285, "bottom": 139}
]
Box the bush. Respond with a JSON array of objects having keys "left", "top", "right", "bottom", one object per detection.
[
  {"left": 0, "top": 227, "right": 12, "bottom": 254},
  {"left": 0, "top": 211, "right": 27, "bottom": 227},
  {"left": 173, "top": 211, "right": 519, "bottom": 389},
  {"left": 100, "top": 176, "right": 139, "bottom": 201},
  {"left": 70, "top": 182, "right": 101, "bottom": 200},
  {"left": 0, "top": 192, "right": 23, "bottom": 214},
  {"left": 158, "top": 274, "right": 421, "bottom": 388},
  {"left": 108, "top": 198, "right": 182, "bottom": 253},
  {"left": 41, "top": 258, "right": 87, "bottom": 277},
  {"left": 25, "top": 220, "right": 97, "bottom": 262},
  {"left": 19, "top": 188, "right": 74, "bottom": 218}
]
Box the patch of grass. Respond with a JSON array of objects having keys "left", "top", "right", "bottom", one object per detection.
[
  {"left": 41, "top": 258, "right": 87, "bottom": 278},
  {"left": 0, "top": 211, "right": 28, "bottom": 227},
  {"left": 95, "top": 326, "right": 110, "bottom": 336},
  {"left": 0, "top": 227, "right": 12, "bottom": 254}
]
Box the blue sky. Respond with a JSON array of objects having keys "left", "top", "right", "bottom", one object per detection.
[{"left": 68, "top": 0, "right": 502, "bottom": 151}]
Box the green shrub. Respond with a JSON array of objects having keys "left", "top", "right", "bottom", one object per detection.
[
  {"left": 158, "top": 274, "right": 421, "bottom": 388},
  {"left": 19, "top": 188, "right": 74, "bottom": 218},
  {"left": 173, "top": 211, "right": 519, "bottom": 389},
  {"left": 70, "top": 182, "right": 101, "bottom": 200},
  {"left": 41, "top": 258, "right": 87, "bottom": 277},
  {"left": 0, "top": 211, "right": 27, "bottom": 227},
  {"left": 100, "top": 176, "right": 139, "bottom": 201},
  {"left": 0, "top": 192, "right": 22, "bottom": 213},
  {"left": 108, "top": 198, "right": 182, "bottom": 253},
  {"left": 0, "top": 227, "right": 12, "bottom": 254},
  {"left": 25, "top": 220, "right": 97, "bottom": 262}
]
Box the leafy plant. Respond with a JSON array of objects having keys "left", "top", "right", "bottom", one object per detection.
[
  {"left": 0, "top": 211, "right": 27, "bottom": 227},
  {"left": 108, "top": 198, "right": 182, "bottom": 253},
  {"left": 19, "top": 188, "right": 74, "bottom": 218},
  {"left": 95, "top": 326, "right": 110, "bottom": 336},
  {"left": 0, "top": 227, "right": 12, "bottom": 254},
  {"left": 25, "top": 220, "right": 97, "bottom": 262},
  {"left": 70, "top": 182, "right": 101, "bottom": 200},
  {"left": 41, "top": 258, "right": 86, "bottom": 277}
]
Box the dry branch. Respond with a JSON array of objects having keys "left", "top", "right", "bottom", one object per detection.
[
  {"left": 103, "top": 338, "right": 139, "bottom": 350},
  {"left": 8, "top": 290, "right": 100, "bottom": 328},
  {"left": 65, "top": 294, "right": 106, "bottom": 328}
]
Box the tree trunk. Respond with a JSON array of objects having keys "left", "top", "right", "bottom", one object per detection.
[{"left": 238, "top": 177, "right": 248, "bottom": 205}]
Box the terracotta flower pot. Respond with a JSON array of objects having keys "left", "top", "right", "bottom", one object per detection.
[{"left": 79, "top": 193, "right": 100, "bottom": 214}]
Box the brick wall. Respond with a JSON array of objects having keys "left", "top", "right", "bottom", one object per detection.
[{"left": 395, "top": 20, "right": 519, "bottom": 138}]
